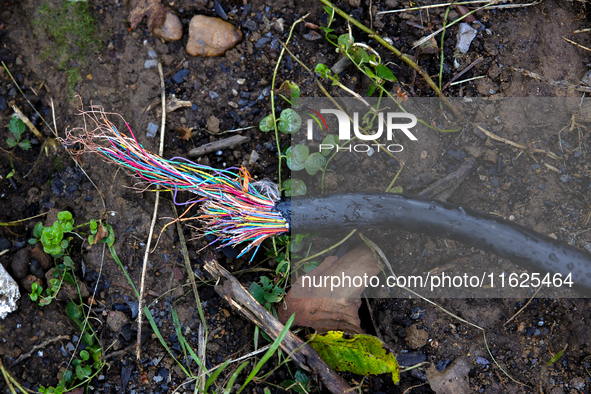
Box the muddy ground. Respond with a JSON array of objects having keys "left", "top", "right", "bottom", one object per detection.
[{"left": 1, "top": 0, "right": 591, "bottom": 393}]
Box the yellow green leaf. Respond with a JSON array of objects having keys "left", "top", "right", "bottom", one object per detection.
[{"left": 309, "top": 331, "right": 399, "bottom": 384}]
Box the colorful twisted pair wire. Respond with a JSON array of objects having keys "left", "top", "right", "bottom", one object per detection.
[{"left": 63, "top": 106, "right": 289, "bottom": 259}]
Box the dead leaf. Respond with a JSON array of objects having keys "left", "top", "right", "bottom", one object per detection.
[
  {"left": 176, "top": 125, "right": 193, "bottom": 140},
  {"left": 129, "top": 0, "right": 167, "bottom": 31},
  {"left": 278, "top": 245, "right": 381, "bottom": 334}
]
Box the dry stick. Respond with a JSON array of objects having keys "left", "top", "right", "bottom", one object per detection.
[
  {"left": 562, "top": 36, "right": 591, "bottom": 52},
  {"left": 203, "top": 256, "right": 353, "bottom": 394},
  {"left": 317, "top": 0, "right": 463, "bottom": 122},
  {"left": 11, "top": 105, "right": 44, "bottom": 141},
  {"left": 475, "top": 124, "right": 561, "bottom": 159},
  {"left": 10, "top": 335, "right": 70, "bottom": 367},
  {"left": 442, "top": 57, "right": 483, "bottom": 91},
  {"left": 136, "top": 61, "right": 167, "bottom": 363},
  {"left": 503, "top": 285, "right": 543, "bottom": 326}
]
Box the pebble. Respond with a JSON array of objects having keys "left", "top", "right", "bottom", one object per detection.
[
  {"left": 255, "top": 37, "right": 271, "bottom": 48},
  {"left": 475, "top": 357, "right": 489, "bottom": 366},
  {"left": 426, "top": 358, "right": 470, "bottom": 394},
  {"left": 249, "top": 150, "right": 259, "bottom": 164},
  {"left": 209, "top": 91, "right": 219, "bottom": 99},
  {"left": 148, "top": 50, "right": 157, "bottom": 59},
  {"left": 0, "top": 96, "right": 7, "bottom": 112},
  {"left": 144, "top": 59, "right": 158, "bottom": 69},
  {"left": 397, "top": 352, "right": 427, "bottom": 367},
  {"left": 11, "top": 248, "right": 29, "bottom": 279},
  {"left": 411, "top": 307, "right": 426, "bottom": 320},
  {"left": 147, "top": 122, "right": 159, "bottom": 138},
  {"left": 186, "top": 15, "right": 242, "bottom": 57},
  {"left": 107, "top": 311, "right": 129, "bottom": 333},
  {"left": 0, "top": 238, "right": 10, "bottom": 251},
  {"left": 243, "top": 19, "right": 257, "bottom": 31},
  {"left": 153, "top": 11, "right": 183, "bottom": 41},
  {"left": 405, "top": 325, "right": 429, "bottom": 349},
  {"left": 29, "top": 260, "right": 44, "bottom": 278},
  {"left": 172, "top": 69, "right": 190, "bottom": 84},
  {"left": 213, "top": 0, "right": 227, "bottom": 20},
  {"left": 456, "top": 23, "right": 477, "bottom": 54},
  {"left": 30, "top": 244, "right": 52, "bottom": 270},
  {"left": 303, "top": 31, "right": 322, "bottom": 41}
]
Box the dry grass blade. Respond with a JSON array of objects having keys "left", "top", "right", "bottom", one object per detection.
[
  {"left": 136, "top": 61, "right": 167, "bottom": 363},
  {"left": 475, "top": 124, "right": 561, "bottom": 160}
]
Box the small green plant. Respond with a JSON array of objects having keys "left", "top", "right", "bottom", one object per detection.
[
  {"left": 7, "top": 117, "right": 31, "bottom": 151},
  {"left": 281, "top": 369, "right": 311, "bottom": 393},
  {"left": 28, "top": 210, "right": 111, "bottom": 393},
  {"left": 29, "top": 282, "right": 43, "bottom": 302},
  {"left": 5, "top": 117, "right": 32, "bottom": 179},
  {"left": 250, "top": 276, "right": 286, "bottom": 317},
  {"left": 29, "top": 211, "right": 74, "bottom": 257}
]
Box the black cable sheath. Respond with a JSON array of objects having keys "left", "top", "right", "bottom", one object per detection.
[{"left": 275, "top": 193, "right": 591, "bottom": 296}]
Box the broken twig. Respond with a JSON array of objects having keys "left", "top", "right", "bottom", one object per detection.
[
  {"left": 188, "top": 135, "right": 251, "bottom": 158},
  {"left": 203, "top": 255, "right": 353, "bottom": 394}
]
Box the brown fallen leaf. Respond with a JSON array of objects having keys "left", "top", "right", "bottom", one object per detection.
[
  {"left": 129, "top": 0, "right": 167, "bottom": 31},
  {"left": 278, "top": 245, "right": 381, "bottom": 334},
  {"left": 176, "top": 125, "right": 193, "bottom": 140}
]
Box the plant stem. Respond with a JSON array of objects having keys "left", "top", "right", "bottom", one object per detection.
[
  {"left": 439, "top": 6, "right": 450, "bottom": 91},
  {"left": 317, "top": 0, "right": 463, "bottom": 121}
]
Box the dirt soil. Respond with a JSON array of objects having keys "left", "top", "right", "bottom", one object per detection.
[{"left": 1, "top": 0, "right": 591, "bottom": 393}]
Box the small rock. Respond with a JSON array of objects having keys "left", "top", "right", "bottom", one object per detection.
[
  {"left": 243, "top": 19, "right": 257, "bottom": 31},
  {"left": 11, "top": 248, "right": 29, "bottom": 279},
  {"left": 426, "top": 358, "right": 471, "bottom": 394},
  {"left": 465, "top": 146, "right": 482, "bottom": 158},
  {"left": 15, "top": 57, "right": 22, "bottom": 66},
  {"left": 206, "top": 116, "right": 220, "bottom": 134},
  {"left": 107, "top": 311, "right": 129, "bottom": 333},
  {"left": 405, "top": 325, "right": 429, "bottom": 349},
  {"left": 0, "top": 238, "right": 11, "bottom": 251},
  {"left": 147, "top": 122, "right": 159, "bottom": 138},
  {"left": 172, "top": 69, "right": 190, "bottom": 84},
  {"left": 483, "top": 149, "right": 497, "bottom": 163},
  {"left": 144, "top": 59, "right": 158, "bottom": 69},
  {"left": 30, "top": 244, "right": 52, "bottom": 271},
  {"left": 475, "top": 357, "right": 489, "bottom": 366},
  {"left": 186, "top": 15, "right": 242, "bottom": 57},
  {"left": 29, "top": 260, "right": 44, "bottom": 278},
  {"left": 582, "top": 70, "right": 591, "bottom": 87},
  {"left": 255, "top": 37, "right": 271, "bottom": 48},
  {"left": 213, "top": 0, "right": 227, "bottom": 20},
  {"left": 348, "top": 0, "right": 361, "bottom": 7},
  {"left": 206, "top": 341, "right": 220, "bottom": 353},
  {"left": 249, "top": 150, "right": 259, "bottom": 165},
  {"left": 271, "top": 18, "right": 284, "bottom": 33},
  {"left": 153, "top": 11, "right": 183, "bottom": 41},
  {"left": 456, "top": 23, "right": 477, "bottom": 54},
  {"left": 148, "top": 50, "right": 157, "bottom": 59},
  {"left": 0, "top": 96, "right": 7, "bottom": 112},
  {"left": 303, "top": 31, "right": 322, "bottom": 41},
  {"left": 385, "top": 0, "right": 399, "bottom": 7},
  {"left": 397, "top": 352, "right": 427, "bottom": 367},
  {"left": 208, "top": 91, "right": 219, "bottom": 99}
]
